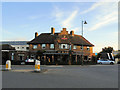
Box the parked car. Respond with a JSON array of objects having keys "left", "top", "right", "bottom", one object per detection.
[
  {"left": 97, "top": 59, "right": 115, "bottom": 65},
  {"left": 25, "top": 59, "right": 38, "bottom": 65}
]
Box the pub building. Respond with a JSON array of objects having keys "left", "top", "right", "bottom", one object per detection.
[{"left": 27, "top": 27, "right": 94, "bottom": 65}]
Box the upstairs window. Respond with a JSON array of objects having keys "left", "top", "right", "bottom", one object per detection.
[
  {"left": 42, "top": 44, "right": 46, "bottom": 49},
  {"left": 50, "top": 44, "right": 54, "bottom": 49},
  {"left": 87, "top": 46, "right": 90, "bottom": 50},
  {"left": 81, "top": 46, "right": 83, "bottom": 50},
  {"left": 59, "top": 44, "right": 69, "bottom": 49},
  {"left": 33, "top": 45, "right": 37, "bottom": 49},
  {"left": 26, "top": 47, "right": 29, "bottom": 50},
  {"left": 73, "top": 45, "right": 77, "bottom": 49}
]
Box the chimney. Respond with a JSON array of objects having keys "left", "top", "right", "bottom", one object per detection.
[
  {"left": 51, "top": 27, "right": 55, "bottom": 35},
  {"left": 70, "top": 30, "right": 74, "bottom": 36},
  {"left": 63, "top": 28, "right": 66, "bottom": 31},
  {"left": 35, "top": 32, "right": 38, "bottom": 38}
]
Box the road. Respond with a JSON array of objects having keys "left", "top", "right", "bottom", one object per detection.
[{"left": 2, "top": 64, "right": 119, "bottom": 88}]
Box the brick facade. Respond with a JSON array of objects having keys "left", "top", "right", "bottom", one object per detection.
[{"left": 28, "top": 27, "right": 94, "bottom": 65}]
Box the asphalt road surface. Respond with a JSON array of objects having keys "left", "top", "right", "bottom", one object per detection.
[{"left": 2, "top": 64, "right": 119, "bottom": 88}]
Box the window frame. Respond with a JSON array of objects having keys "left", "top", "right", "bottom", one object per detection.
[
  {"left": 87, "top": 46, "right": 90, "bottom": 50},
  {"left": 73, "top": 45, "right": 77, "bottom": 49},
  {"left": 50, "top": 44, "right": 54, "bottom": 49},
  {"left": 81, "top": 46, "right": 83, "bottom": 50},
  {"left": 33, "top": 45, "right": 37, "bottom": 49},
  {"left": 59, "top": 44, "right": 69, "bottom": 49},
  {"left": 42, "top": 44, "right": 46, "bottom": 49}
]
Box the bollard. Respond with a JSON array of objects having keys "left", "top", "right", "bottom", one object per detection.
[
  {"left": 6, "top": 60, "right": 11, "bottom": 70},
  {"left": 34, "top": 60, "right": 40, "bottom": 72}
]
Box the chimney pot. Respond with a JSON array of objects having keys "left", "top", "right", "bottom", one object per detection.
[
  {"left": 35, "top": 32, "right": 38, "bottom": 38},
  {"left": 70, "top": 30, "right": 74, "bottom": 36},
  {"left": 51, "top": 27, "right": 55, "bottom": 35},
  {"left": 63, "top": 28, "right": 66, "bottom": 31}
]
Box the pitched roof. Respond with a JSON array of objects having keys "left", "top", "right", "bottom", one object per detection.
[
  {"left": 27, "top": 33, "right": 94, "bottom": 46},
  {"left": 0, "top": 41, "right": 28, "bottom": 45},
  {"left": 27, "top": 33, "right": 56, "bottom": 44},
  {"left": 71, "top": 35, "right": 94, "bottom": 46},
  {"left": 1, "top": 44, "right": 15, "bottom": 50}
]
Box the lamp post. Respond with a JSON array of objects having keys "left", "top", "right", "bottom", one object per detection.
[
  {"left": 81, "top": 20, "right": 87, "bottom": 66},
  {"left": 69, "top": 42, "right": 72, "bottom": 65}
]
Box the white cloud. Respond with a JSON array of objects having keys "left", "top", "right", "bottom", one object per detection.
[
  {"left": 87, "top": 2, "right": 118, "bottom": 31},
  {"left": 80, "top": 2, "right": 118, "bottom": 52},
  {"left": 52, "top": 2, "right": 117, "bottom": 34},
  {"left": 52, "top": 2, "right": 118, "bottom": 33},
  {"left": 89, "top": 15, "right": 117, "bottom": 31},
  {"left": 52, "top": 6, "right": 64, "bottom": 22},
  {"left": 61, "top": 10, "right": 78, "bottom": 28},
  {"left": 52, "top": 6, "right": 79, "bottom": 32},
  {"left": 54, "top": 7, "right": 63, "bottom": 18},
  {"left": 80, "top": 2, "right": 103, "bottom": 14}
]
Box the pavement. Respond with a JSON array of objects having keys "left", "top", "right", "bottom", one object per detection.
[{"left": 1, "top": 64, "right": 119, "bottom": 88}]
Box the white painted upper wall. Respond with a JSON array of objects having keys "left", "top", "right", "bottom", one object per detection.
[{"left": 11, "top": 45, "right": 29, "bottom": 51}]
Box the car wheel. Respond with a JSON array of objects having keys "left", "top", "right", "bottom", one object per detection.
[
  {"left": 110, "top": 62, "right": 114, "bottom": 65},
  {"left": 100, "top": 62, "right": 102, "bottom": 64}
]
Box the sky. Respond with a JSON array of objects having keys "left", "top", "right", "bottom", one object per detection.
[{"left": 2, "top": 2, "right": 118, "bottom": 53}]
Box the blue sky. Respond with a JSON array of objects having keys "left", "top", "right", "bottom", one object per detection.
[{"left": 2, "top": 2, "right": 118, "bottom": 52}]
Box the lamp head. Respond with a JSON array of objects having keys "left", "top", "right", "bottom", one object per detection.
[{"left": 84, "top": 21, "right": 87, "bottom": 24}]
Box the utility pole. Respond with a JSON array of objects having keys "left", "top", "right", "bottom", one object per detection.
[{"left": 81, "top": 20, "right": 87, "bottom": 66}]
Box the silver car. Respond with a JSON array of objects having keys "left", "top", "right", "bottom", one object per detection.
[{"left": 97, "top": 59, "right": 115, "bottom": 65}]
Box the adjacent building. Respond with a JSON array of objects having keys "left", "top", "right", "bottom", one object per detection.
[
  {"left": 113, "top": 50, "right": 120, "bottom": 63},
  {"left": 0, "top": 41, "right": 29, "bottom": 51},
  {"left": 1, "top": 41, "right": 29, "bottom": 64},
  {"left": 28, "top": 27, "right": 94, "bottom": 64},
  {"left": 113, "top": 50, "right": 120, "bottom": 56}
]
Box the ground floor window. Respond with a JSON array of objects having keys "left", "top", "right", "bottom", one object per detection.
[{"left": 84, "top": 56, "right": 88, "bottom": 60}]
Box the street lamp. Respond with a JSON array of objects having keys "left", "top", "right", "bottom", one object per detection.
[
  {"left": 69, "top": 42, "right": 72, "bottom": 65},
  {"left": 81, "top": 20, "right": 87, "bottom": 66}
]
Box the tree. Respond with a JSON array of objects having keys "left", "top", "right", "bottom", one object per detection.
[
  {"left": 97, "top": 46, "right": 114, "bottom": 59},
  {"left": 96, "top": 53, "right": 101, "bottom": 60},
  {"left": 101, "top": 47, "right": 113, "bottom": 53}
]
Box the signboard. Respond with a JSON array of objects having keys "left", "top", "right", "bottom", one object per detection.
[
  {"left": 61, "top": 36, "right": 67, "bottom": 40},
  {"left": 18, "top": 54, "right": 24, "bottom": 56},
  {"left": 95, "top": 53, "right": 97, "bottom": 55}
]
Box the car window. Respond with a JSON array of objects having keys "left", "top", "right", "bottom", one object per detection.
[{"left": 103, "top": 60, "right": 107, "bottom": 61}]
